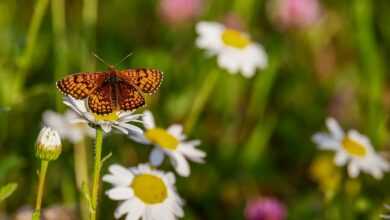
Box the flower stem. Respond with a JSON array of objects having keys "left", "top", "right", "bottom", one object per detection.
[
  {"left": 185, "top": 68, "right": 220, "bottom": 134},
  {"left": 90, "top": 128, "right": 103, "bottom": 220},
  {"left": 32, "top": 160, "right": 49, "bottom": 220},
  {"left": 74, "top": 140, "right": 89, "bottom": 220}
]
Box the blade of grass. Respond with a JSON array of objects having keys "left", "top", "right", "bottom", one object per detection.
[
  {"left": 353, "top": 0, "right": 385, "bottom": 146},
  {"left": 51, "top": 0, "right": 68, "bottom": 112}
]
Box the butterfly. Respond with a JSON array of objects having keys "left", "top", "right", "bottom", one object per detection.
[{"left": 56, "top": 68, "right": 163, "bottom": 115}]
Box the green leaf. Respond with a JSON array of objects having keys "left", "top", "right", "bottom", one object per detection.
[
  {"left": 101, "top": 152, "right": 112, "bottom": 165},
  {"left": 81, "top": 182, "right": 93, "bottom": 211},
  {"left": 0, "top": 182, "right": 18, "bottom": 202}
]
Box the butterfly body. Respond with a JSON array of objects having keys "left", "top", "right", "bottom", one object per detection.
[{"left": 57, "top": 68, "right": 163, "bottom": 115}]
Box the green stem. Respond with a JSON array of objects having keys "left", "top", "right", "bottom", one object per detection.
[
  {"left": 74, "top": 140, "right": 89, "bottom": 220},
  {"left": 90, "top": 128, "right": 103, "bottom": 220},
  {"left": 33, "top": 160, "right": 49, "bottom": 220},
  {"left": 184, "top": 68, "right": 219, "bottom": 134}
]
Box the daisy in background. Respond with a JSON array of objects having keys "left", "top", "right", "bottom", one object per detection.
[
  {"left": 103, "top": 164, "right": 184, "bottom": 220},
  {"left": 63, "top": 96, "right": 143, "bottom": 135},
  {"left": 312, "top": 117, "right": 390, "bottom": 179},
  {"left": 381, "top": 204, "right": 390, "bottom": 219},
  {"left": 196, "top": 21, "right": 268, "bottom": 78},
  {"left": 130, "top": 110, "right": 205, "bottom": 177},
  {"left": 42, "top": 110, "right": 95, "bottom": 143}
]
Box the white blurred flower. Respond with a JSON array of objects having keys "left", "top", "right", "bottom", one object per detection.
[
  {"left": 312, "top": 118, "right": 390, "bottom": 179},
  {"left": 36, "top": 127, "right": 62, "bottom": 161},
  {"left": 381, "top": 204, "right": 390, "bottom": 219},
  {"left": 103, "top": 164, "right": 184, "bottom": 220},
  {"left": 43, "top": 110, "right": 95, "bottom": 144},
  {"left": 63, "top": 96, "right": 143, "bottom": 135},
  {"left": 130, "top": 111, "right": 206, "bottom": 177},
  {"left": 196, "top": 21, "right": 268, "bottom": 78}
]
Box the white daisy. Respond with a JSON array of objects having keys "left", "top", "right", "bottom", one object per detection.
[
  {"left": 42, "top": 110, "right": 95, "bottom": 143},
  {"left": 196, "top": 21, "right": 268, "bottom": 78},
  {"left": 63, "top": 96, "right": 143, "bottom": 135},
  {"left": 103, "top": 164, "right": 184, "bottom": 220},
  {"left": 35, "top": 126, "right": 62, "bottom": 161},
  {"left": 381, "top": 204, "right": 390, "bottom": 219},
  {"left": 312, "top": 117, "right": 390, "bottom": 179},
  {"left": 130, "top": 111, "right": 206, "bottom": 177}
]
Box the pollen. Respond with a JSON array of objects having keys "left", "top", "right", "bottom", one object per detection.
[
  {"left": 342, "top": 138, "right": 367, "bottom": 157},
  {"left": 144, "top": 128, "right": 179, "bottom": 150},
  {"left": 221, "top": 29, "right": 250, "bottom": 49},
  {"left": 131, "top": 174, "right": 168, "bottom": 204},
  {"left": 93, "top": 111, "right": 119, "bottom": 121}
]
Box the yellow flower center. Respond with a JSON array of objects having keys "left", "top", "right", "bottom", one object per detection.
[
  {"left": 342, "top": 138, "right": 367, "bottom": 157},
  {"left": 144, "top": 128, "right": 179, "bottom": 150},
  {"left": 93, "top": 112, "right": 119, "bottom": 121},
  {"left": 131, "top": 174, "right": 168, "bottom": 204},
  {"left": 221, "top": 29, "right": 250, "bottom": 49}
]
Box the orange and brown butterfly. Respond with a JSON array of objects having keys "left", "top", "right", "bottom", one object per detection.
[{"left": 56, "top": 65, "right": 163, "bottom": 115}]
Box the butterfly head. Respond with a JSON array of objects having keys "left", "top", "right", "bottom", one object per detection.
[
  {"left": 108, "top": 64, "right": 116, "bottom": 71},
  {"left": 105, "top": 74, "right": 123, "bottom": 84}
]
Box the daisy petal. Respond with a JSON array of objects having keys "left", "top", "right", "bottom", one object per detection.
[
  {"left": 103, "top": 174, "right": 131, "bottom": 186},
  {"left": 106, "top": 187, "right": 134, "bottom": 200},
  {"left": 312, "top": 133, "right": 340, "bottom": 150},
  {"left": 124, "top": 201, "right": 145, "bottom": 220},
  {"left": 109, "top": 165, "right": 134, "bottom": 180},
  {"left": 326, "top": 117, "right": 344, "bottom": 140},
  {"left": 114, "top": 200, "right": 133, "bottom": 219},
  {"left": 149, "top": 148, "right": 165, "bottom": 166},
  {"left": 119, "top": 123, "right": 144, "bottom": 134},
  {"left": 167, "top": 124, "right": 185, "bottom": 140},
  {"left": 100, "top": 123, "right": 112, "bottom": 133},
  {"left": 166, "top": 172, "right": 176, "bottom": 184},
  {"left": 347, "top": 162, "right": 360, "bottom": 178},
  {"left": 143, "top": 111, "right": 155, "bottom": 129},
  {"left": 334, "top": 151, "right": 348, "bottom": 166},
  {"left": 179, "top": 144, "right": 206, "bottom": 163},
  {"left": 128, "top": 132, "right": 150, "bottom": 144},
  {"left": 171, "top": 153, "right": 190, "bottom": 177}
]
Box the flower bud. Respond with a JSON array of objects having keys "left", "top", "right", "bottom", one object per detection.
[{"left": 35, "top": 127, "right": 62, "bottom": 161}]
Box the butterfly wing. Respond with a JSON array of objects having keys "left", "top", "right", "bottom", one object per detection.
[
  {"left": 56, "top": 72, "right": 107, "bottom": 99},
  {"left": 87, "top": 83, "right": 116, "bottom": 115},
  {"left": 117, "top": 81, "right": 145, "bottom": 111},
  {"left": 117, "top": 69, "right": 163, "bottom": 94}
]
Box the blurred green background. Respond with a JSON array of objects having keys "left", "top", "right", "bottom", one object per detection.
[{"left": 0, "top": 0, "right": 390, "bottom": 219}]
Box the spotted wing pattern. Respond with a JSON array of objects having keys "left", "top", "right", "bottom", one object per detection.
[
  {"left": 117, "top": 82, "right": 145, "bottom": 111},
  {"left": 87, "top": 83, "right": 116, "bottom": 115},
  {"left": 118, "top": 69, "right": 163, "bottom": 93},
  {"left": 56, "top": 72, "right": 107, "bottom": 99}
]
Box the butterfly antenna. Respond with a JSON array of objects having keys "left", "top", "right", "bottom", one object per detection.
[
  {"left": 115, "top": 52, "right": 133, "bottom": 67},
  {"left": 92, "top": 52, "right": 115, "bottom": 70}
]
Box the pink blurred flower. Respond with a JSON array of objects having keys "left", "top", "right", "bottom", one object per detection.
[
  {"left": 271, "top": 0, "right": 321, "bottom": 29},
  {"left": 159, "top": 0, "right": 202, "bottom": 25},
  {"left": 223, "top": 13, "right": 245, "bottom": 30},
  {"left": 245, "top": 197, "right": 286, "bottom": 220}
]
